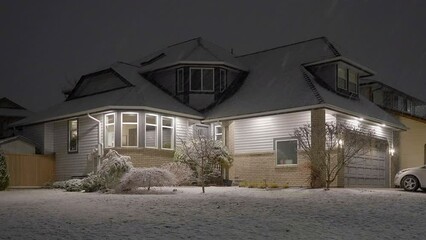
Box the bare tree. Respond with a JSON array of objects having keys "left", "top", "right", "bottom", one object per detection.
[
  {"left": 174, "top": 133, "right": 233, "bottom": 193},
  {"left": 292, "top": 122, "right": 374, "bottom": 190}
]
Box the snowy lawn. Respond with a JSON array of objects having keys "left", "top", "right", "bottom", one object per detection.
[{"left": 0, "top": 187, "right": 425, "bottom": 240}]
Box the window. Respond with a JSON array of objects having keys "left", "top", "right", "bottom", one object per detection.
[
  {"left": 121, "top": 113, "right": 138, "bottom": 147},
  {"left": 68, "top": 119, "right": 78, "bottom": 153},
  {"left": 406, "top": 99, "right": 412, "bottom": 113},
  {"left": 176, "top": 68, "right": 184, "bottom": 93},
  {"left": 190, "top": 68, "right": 214, "bottom": 92},
  {"left": 161, "top": 116, "right": 174, "bottom": 150},
  {"left": 214, "top": 125, "right": 223, "bottom": 142},
  {"left": 220, "top": 69, "right": 227, "bottom": 92},
  {"left": 348, "top": 70, "right": 358, "bottom": 93},
  {"left": 104, "top": 113, "right": 115, "bottom": 148},
  {"left": 337, "top": 67, "right": 347, "bottom": 90},
  {"left": 275, "top": 139, "right": 298, "bottom": 165},
  {"left": 145, "top": 114, "right": 158, "bottom": 148}
]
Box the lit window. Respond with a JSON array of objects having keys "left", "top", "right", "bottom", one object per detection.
[
  {"left": 68, "top": 119, "right": 78, "bottom": 153},
  {"left": 104, "top": 113, "right": 115, "bottom": 148},
  {"left": 121, "top": 113, "right": 138, "bottom": 147},
  {"left": 348, "top": 70, "right": 358, "bottom": 93},
  {"left": 337, "top": 67, "right": 347, "bottom": 90},
  {"left": 177, "top": 68, "right": 184, "bottom": 93},
  {"left": 161, "top": 116, "right": 174, "bottom": 150},
  {"left": 214, "top": 125, "right": 223, "bottom": 142},
  {"left": 190, "top": 68, "right": 214, "bottom": 92},
  {"left": 145, "top": 114, "right": 158, "bottom": 148},
  {"left": 275, "top": 139, "right": 298, "bottom": 165},
  {"left": 220, "top": 69, "right": 227, "bottom": 92}
]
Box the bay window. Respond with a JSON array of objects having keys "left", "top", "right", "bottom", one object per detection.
[
  {"left": 145, "top": 114, "right": 158, "bottom": 148},
  {"left": 121, "top": 112, "right": 138, "bottom": 147},
  {"left": 104, "top": 113, "right": 115, "bottom": 148},
  {"left": 190, "top": 68, "right": 214, "bottom": 92},
  {"left": 68, "top": 119, "right": 78, "bottom": 153},
  {"left": 161, "top": 116, "right": 174, "bottom": 150}
]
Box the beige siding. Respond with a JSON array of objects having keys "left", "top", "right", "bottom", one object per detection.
[
  {"left": 398, "top": 116, "right": 426, "bottom": 169},
  {"left": 54, "top": 116, "right": 99, "bottom": 180},
  {"left": 0, "top": 141, "right": 35, "bottom": 154},
  {"left": 234, "top": 111, "right": 311, "bottom": 154}
]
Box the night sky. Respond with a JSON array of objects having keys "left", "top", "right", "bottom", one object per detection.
[{"left": 1, "top": 0, "right": 425, "bottom": 112}]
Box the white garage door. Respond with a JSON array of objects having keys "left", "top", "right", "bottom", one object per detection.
[{"left": 344, "top": 140, "right": 389, "bottom": 188}]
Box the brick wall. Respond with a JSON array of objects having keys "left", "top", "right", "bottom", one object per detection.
[
  {"left": 230, "top": 152, "right": 311, "bottom": 187},
  {"left": 111, "top": 148, "right": 174, "bottom": 168}
]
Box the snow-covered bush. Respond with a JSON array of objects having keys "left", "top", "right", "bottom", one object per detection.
[
  {"left": 52, "top": 180, "right": 67, "bottom": 189},
  {"left": 0, "top": 150, "right": 9, "bottom": 191},
  {"left": 97, "top": 150, "right": 133, "bottom": 189},
  {"left": 64, "top": 179, "right": 83, "bottom": 192},
  {"left": 116, "top": 167, "right": 176, "bottom": 193},
  {"left": 161, "top": 162, "right": 194, "bottom": 186},
  {"left": 80, "top": 172, "right": 102, "bottom": 192}
]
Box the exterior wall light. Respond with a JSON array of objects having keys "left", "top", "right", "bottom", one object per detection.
[
  {"left": 338, "top": 139, "right": 344, "bottom": 147},
  {"left": 389, "top": 148, "right": 395, "bottom": 156}
]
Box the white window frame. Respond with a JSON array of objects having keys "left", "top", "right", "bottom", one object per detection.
[
  {"left": 275, "top": 139, "right": 298, "bottom": 166},
  {"left": 145, "top": 113, "right": 158, "bottom": 149},
  {"left": 68, "top": 119, "right": 78, "bottom": 153},
  {"left": 104, "top": 113, "right": 115, "bottom": 148},
  {"left": 189, "top": 67, "right": 215, "bottom": 92},
  {"left": 121, "top": 112, "right": 139, "bottom": 147},
  {"left": 161, "top": 116, "right": 174, "bottom": 150},
  {"left": 177, "top": 68, "right": 184, "bottom": 93},
  {"left": 214, "top": 125, "right": 224, "bottom": 143},
  {"left": 219, "top": 69, "right": 227, "bottom": 92}
]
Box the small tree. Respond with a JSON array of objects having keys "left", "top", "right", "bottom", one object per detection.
[
  {"left": 175, "top": 134, "right": 233, "bottom": 193},
  {"left": 0, "top": 150, "right": 9, "bottom": 191},
  {"left": 292, "top": 122, "right": 374, "bottom": 190}
]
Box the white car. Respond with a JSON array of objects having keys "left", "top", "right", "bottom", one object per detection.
[{"left": 394, "top": 165, "right": 426, "bottom": 192}]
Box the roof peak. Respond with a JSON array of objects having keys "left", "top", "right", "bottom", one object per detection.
[
  {"left": 167, "top": 37, "right": 202, "bottom": 48},
  {"left": 236, "top": 36, "right": 340, "bottom": 58}
]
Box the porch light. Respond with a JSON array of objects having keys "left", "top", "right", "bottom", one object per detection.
[
  {"left": 338, "top": 139, "right": 344, "bottom": 147},
  {"left": 389, "top": 148, "right": 395, "bottom": 156}
]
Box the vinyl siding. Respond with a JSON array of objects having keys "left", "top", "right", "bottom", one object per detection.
[
  {"left": 54, "top": 116, "right": 100, "bottom": 180},
  {"left": 234, "top": 111, "right": 311, "bottom": 154},
  {"left": 44, "top": 122, "right": 54, "bottom": 154},
  {"left": 175, "top": 117, "right": 189, "bottom": 149}
]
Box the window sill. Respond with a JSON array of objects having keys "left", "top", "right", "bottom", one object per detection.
[{"left": 275, "top": 164, "right": 298, "bottom": 168}]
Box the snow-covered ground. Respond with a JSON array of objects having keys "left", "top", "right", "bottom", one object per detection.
[{"left": 0, "top": 187, "right": 425, "bottom": 239}]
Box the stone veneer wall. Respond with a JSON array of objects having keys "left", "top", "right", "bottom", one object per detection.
[{"left": 112, "top": 148, "right": 174, "bottom": 168}]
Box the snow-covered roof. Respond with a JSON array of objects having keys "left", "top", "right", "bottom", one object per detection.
[
  {"left": 205, "top": 37, "right": 405, "bottom": 129},
  {"left": 0, "top": 97, "right": 31, "bottom": 117},
  {"left": 0, "top": 135, "right": 35, "bottom": 146},
  {"left": 134, "top": 37, "right": 248, "bottom": 72},
  {"left": 14, "top": 63, "right": 203, "bottom": 126}
]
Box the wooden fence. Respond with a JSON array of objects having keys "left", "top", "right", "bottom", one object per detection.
[{"left": 5, "top": 154, "right": 55, "bottom": 188}]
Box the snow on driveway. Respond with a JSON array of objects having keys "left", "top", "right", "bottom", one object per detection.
[{"left": 0, "top": 187, "right": 424, "bottom": 239}]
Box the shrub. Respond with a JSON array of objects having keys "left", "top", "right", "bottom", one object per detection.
[
  {"left": 268, "top": 183, "right": 279, "bottom": 188},
  {"left": 247, "top": 182, "right": 257, "bottom": 188},
  {"left": 0, "top": 151, "right": 9, "bottom": 191},
  {"left": 238, "top": 181, "right": 248, "bottom": 187},
  {"left": 161, "top": 162, "right": 194, "bottom": 186},
  {"left": 80, "top": 173, "right": 102, "bottom": 192},
  {"left": 116, "top": 167, "right": 176, "bottom": 193},
  {"left": 52, "top": 181, "right": 67, "bottom": 189},
  {"left": 97, "top": 150, "right": 133, "bottom": 189},
  {"left": 64, "top": 179, "right": 83, "bottom": 192}
]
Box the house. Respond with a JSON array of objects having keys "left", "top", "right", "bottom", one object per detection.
[
  {"left": 0, "top": 97, "right": 31, "bottom": 138},
  {"left": 360, "top": 80, "right": 426, "bottom": 172},
  {"left": 14, "top": 37, "right": 406, "bottom": 187},
  {"left": 0, "top": 135, "right": 36, "bottom": 154}
]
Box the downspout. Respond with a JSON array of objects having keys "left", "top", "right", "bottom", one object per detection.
[{"left": 87, "top": 113, "right": 103, "bottom": 171}]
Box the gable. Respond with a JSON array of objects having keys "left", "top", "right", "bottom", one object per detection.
[
  {"left": 0, "top": 97, "right": 25, "bottom": 109},
  {"left": 67, "top": 69, "right": 132, "bottom": 100}
]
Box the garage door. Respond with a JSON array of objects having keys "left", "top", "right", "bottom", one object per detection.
[{"left": 344, "top": 139, "right": 389, "bottom": 188}]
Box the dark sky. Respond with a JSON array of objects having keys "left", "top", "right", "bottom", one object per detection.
[{"left": 1, "top": 0, "right": 425, "bottom": 111}]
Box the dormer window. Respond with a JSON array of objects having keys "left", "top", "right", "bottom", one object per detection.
[
  {"left": 348, "top": 70, "right": 358, "bottom": 94},
  {"left": 337, "top": 67, "right": 348, "bottom": 90},
  {"left": 337, "top": 66, "right": 358, "bottom": 95},
  {"left": 190, "top": 68, "right": 214, "bottom": 92}
]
